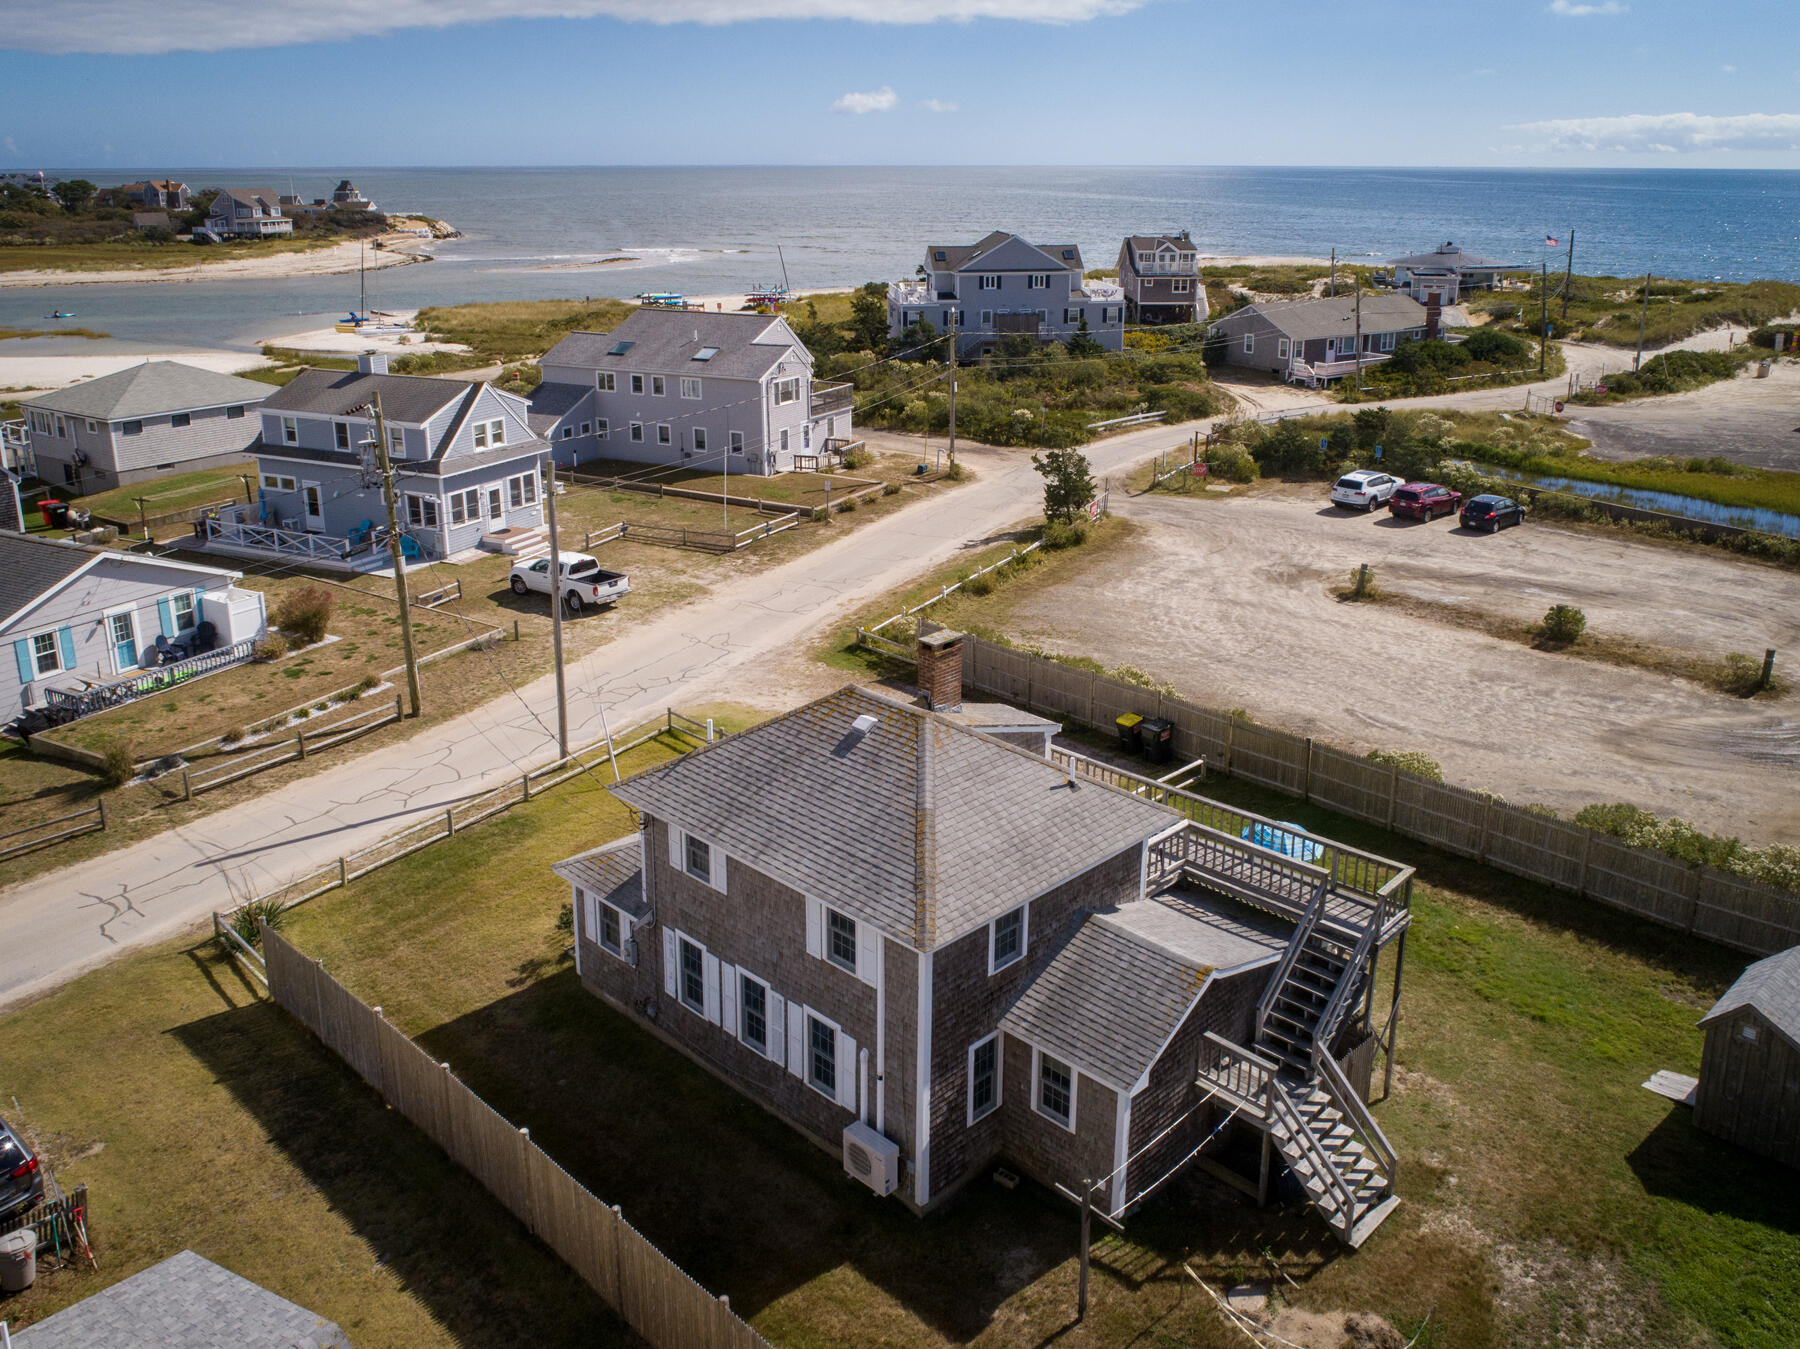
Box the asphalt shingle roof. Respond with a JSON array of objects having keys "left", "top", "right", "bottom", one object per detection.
[
  {"left": 1388, "top": 243, "right": 1524, "bottom": 272},
  {"left": 1701, "top": 945, "right": 1800, "bottom": 1051},
  {"left": 258, "top": 367, "right": 470, "bottom": 426},
  {"left": 1222, "top": 293, "right": 1429, "bottom": 341},
  {"left": 926, "top": 231, "right": 1083, "bottom": 274},
  {"left": 526, "top": 380, "right": 590, "bottom": 434},
  {"left": 609, "top": 686, "right": 1176, "bottom": 949},
  {"left": 0, "top": 531, "right": 99, "bottom": 631},
  {"left": 553, "top": 836, "right": 649, "bottom": 920},
  {"left": 541, "top": 309, "right": 801, "bottom": 383},
  {"left": 24, "top": 361, "right": 272, "bottom": 420},
  {"left": 11, "top": 1249, "right": 351, "bottom": 1349}
]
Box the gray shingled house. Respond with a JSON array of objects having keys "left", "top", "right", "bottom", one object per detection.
[
  {"left": 1116, "top": 232, "right": 1208, "bottom": 326},
  {"left": 1693, "top": 945, "right": 1800, "bottom": 1169},
  {"left": 18, "top": 361, "right": 271, "bottom": 493},
  {"left": 529, "top": 308, "right": 852, "bottom": 475},
  {"left": 1385, "top": 241, "right": 1527, "bottom": 303},
  {"left": 1206, "top": 293, "right": 1432, "bottom": 387},
  {"left": 556, "top": 634, "right": 1411, "bottom": 1244}
]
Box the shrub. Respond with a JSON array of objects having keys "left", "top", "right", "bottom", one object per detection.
[
  {"left": 1041, "top": 519, "right": 1088, "bottom": 550},
  {"left": 228, "top": 897, "right": 288, "bottom": 950},
  {"left": 883, "top": 480, "right": 901, "bottom": 496},
  {"left": 98, "top": 740, "right": 136, "bottom": 787},
  {"left": 1365, "top": 748, "right": 1443, "bottom": 782},
  {"left": 945, "top": 462, "right": 966, "bottom": 482},
  {"left": 1460, "top": 328, "right": 1529, "bottom": 364},
  {"left": 1541, "top": 603, "right": 1587, "bottom": 645},
  {"left": 840, "top": 496, "right": 857, "bottom": 512},
  {"left": 357, "top": 674, "right": 380, "bottom": 695},
  {"left": 273, "top": 585, "right": 333, "bottom": 646},
  {"left": 1715, "top": 651, "right": 1773, "bottom": 696},
  {"left": 963, "top": 570, "right": 995, "bottom": 597},
  {"left": 221, "top": 726, "right": 245, "bottom": 745},
  {"left": 1344, "top": 564, "right": 1378, "bottom": 600},
  {"left": 1204, "top": 441, "right": 1258, "bottom": 484},
  {"left": 253, "top": 632, "right": 289, "bottom": 661}
]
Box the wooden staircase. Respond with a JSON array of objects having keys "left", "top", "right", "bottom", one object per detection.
[{"left": 1267, "top": 1075, "right": 1400, "bottom": 1248}]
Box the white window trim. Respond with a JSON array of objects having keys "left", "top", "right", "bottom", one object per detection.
[
  {"left": 261, "top": 473, "right": 297, "bottom": 493},
  {"left": 803, "top": 1006, "right": 844, "bottom": 1102},
  {"left": 988, "top": 904, "right": 1028, "bottom": 975},
  {"left": 1277, "top": 338, "right": 1290, "bottom": 360},
  {"left": 1032, "top": 1045, "right": 1078, "bottom": 1133},
  {"left": 170, "top": 590, "right": 196, "bottom": 631},
  {"left": 388, "top": 425, "right": 407, "bottom": 459},
  {"left": 737, "top": 968, "right": 773, "bottom": 1057},
  {"left": 631, "top": 374, "right": 645, "bottom": 395},
  {"left": 680, "top": 377, "right": 702, "bottom": 400},
  {"left": 598, "top": 372, "right": 616, "bottom": 391},
  {"left": 667, "top": 822, "right": 727, "bottom": 892},
  {"left": 651, "top": 375, "right": 666, "bottom": 397},
  {"left": 405, "top": 493, "right": 440, "bottom": 528},
  {"left": 657, "top": 423, "right": 672, "bottom": 445},
  {"left": 693, "top": 426, "right": 708, "bottom": 452},
  {"left": 630, "top": 422, "right": 644, "bottom": 442},
  {"left": 676, "top": 932, "right": 709, "bottom": 1016},
  {"left": 102, "top": 604, "right": 140, "bottom": 675},
  {"left": 281, "top": 416, "right": 298, "bottom": 444},
  {"left": 979, "top": 309, "right": 992, "bottom": 326},
  {"left": 773, "top": 377, "right": 799, "bottom": 406},
  {"left": 729, "top": 430, "right": 744, "bottom": 453},
  {"left": 1243, "top": 332, "right": 1255, "bottom": 354},
  {"left": 596, "top": 419, "right": 609, "bottom": 438},
  {"left": 28, "top": 628, "right": 67, "bottom": 678},
  {"left": 824, "top": 907, "right": 859, "bottom": 975},
  {"left": 967, "top": 1032, "right": 1002, "bottom": 1125}
]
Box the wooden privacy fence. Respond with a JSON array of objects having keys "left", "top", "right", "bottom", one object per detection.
[
  {"left": 0, "top": 799, "right": 106, "bottom": 863},
  {"left": 179, "top": 695, "right": 404, "bottom": 799},
  {"left": 258, "top": 928, "right": 770, "bottom": 1349},
  {"left": 867, "top": 631, "right": 1800, "bottom": 957}
]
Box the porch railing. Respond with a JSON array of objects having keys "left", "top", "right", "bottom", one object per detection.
[
  {"left": 41, "top": 639, "right": 258, "bottom": 719},
  {"left": 204, "top": 515, "right": 351, "bottom": 561},
  {"left": 810, "top": 382, "right": 854, "bottom": 418}
]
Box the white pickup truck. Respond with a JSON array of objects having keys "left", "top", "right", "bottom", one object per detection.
[{"left": 508, "top": 552, "right": 631, "bottom": 613}]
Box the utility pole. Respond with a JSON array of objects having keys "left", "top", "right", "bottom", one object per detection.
[
  {"left": 1329, "top": 247, "right": 1337, "bottom": 298},
  {"left": 1354, "top": 279, "right": 1363, "bottom": 393},
  {"left": 1634, "top": 272, "right": 1652, "bottom": 372},
  {"left": 372, "top": 392, "right": 421, "bottom": 718},
  {"left": 542, "top": 457, "right": 568, "bottom": 759},
  {"left": 1560, "top": 229, "right": 1575, "bottom": 323},
  {"left": 1539, "top": 261, "right": 1549, "bottom": 375},
  {"left": 1077, "top": 1177, "right": 1093, "bottom": 1319},
  {"left": 946, "top": 331, "right": 958, "bottom": 468}
]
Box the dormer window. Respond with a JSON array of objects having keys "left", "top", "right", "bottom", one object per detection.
[
  {"left": 334, "top": 421, "right": 352, "bottom": 450},
  {"left": 1027, "top": 274, "right": 1049, "bottom": 290},
  {"left": 979, "top": 275, "right": 1001, "bottom": 291}
]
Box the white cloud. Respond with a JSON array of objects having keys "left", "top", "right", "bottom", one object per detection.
[
  {"left": 833, "top": 85, "right": 899, "bottom": 114},
  {"left": 921, "top": 98, "right": 959, "bottom": 112},
  {"left": 0, "top": 0, "right": 1143, "bottom": 54},
  {"left": 1511, "top": 111, "right": 1800, "bottom": 153},
  {"left": 1548, "top": 0, "right": 1626, "bottom": 14},
  {"left": 1721, "top": 64, "right": 1736, "bottom": 73},
  {"left": 2, "top": 136, "right": 17, "bottom": 156}
]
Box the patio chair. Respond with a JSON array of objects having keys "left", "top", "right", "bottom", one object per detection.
[{"left": 191, "top": 620, "right": 218, "bottom": 654}]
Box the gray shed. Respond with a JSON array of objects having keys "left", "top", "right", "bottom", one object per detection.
[{"left": 1693, "top": 945, "right": 1800, "bottom": 1168}]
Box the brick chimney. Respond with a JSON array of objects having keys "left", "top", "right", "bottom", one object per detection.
[
  {"left": 917, "top": 628, "right": 965, "bottom": 713},
  {"left": 357, "top": 350, "right": 389, "bottom": 375},
  {"left": 1424, "top": 299, "right": 1442, "bottom": 341}
]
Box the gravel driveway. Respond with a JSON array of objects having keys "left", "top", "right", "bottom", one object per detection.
[
  {"left": 1565, "top": 360, "right": 1800, "bottom": 471},
  {"left": 1001, "top": 484, "right": 1800, "bottom": 845}
]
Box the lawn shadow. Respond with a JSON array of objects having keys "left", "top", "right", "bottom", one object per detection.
[
  {"left": 1626, "top": 1107, "right": 1800, "bottom": 1234},
  {"left": 411, "top": 971, "right": 1336, "bottom": 1341},
  {"left": 168, "top": 998, "right": 640, "bottom": 1349}
]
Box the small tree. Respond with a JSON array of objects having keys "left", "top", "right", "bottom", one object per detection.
[
  {"left": 53, "top": 179, "right": 96, "bottom": 213},
  {"left": 274, "top": 586, "right": 334, "bottom": 646},
  {"left": 849, "top": 282, "right": 891, "bottom": 355},
  {"left": 1032, "top": 449, "right": 1096, "bottom": 525},
  {"left": 1066, "top": 316, "right": 1104, "bottom": 359},
  {"left": 1542, "top": 603, "right": 1586, "bottom": 645}
]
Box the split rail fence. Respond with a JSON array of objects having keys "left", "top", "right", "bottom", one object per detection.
[
  {"left": 179, "top": 695, "right": 405, "bottom": 799},
  {"left": 0, "top": 801, "right": 106, "bottom": 864},
  {"left": 861, "top": 627, "right": 1800, "bottom": 957},
  {"left": 586, "top": 511, "right": 804, "bottom": 555},
  {"left": 257, "top": 928, "right": 770, "bottom": 1349}
]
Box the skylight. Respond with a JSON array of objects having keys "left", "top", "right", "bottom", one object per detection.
[
  {"left": 693, "top": 347, "right": 718, "bottom": 361},
  {"left": 608, "top": 340, "right": 634, "bottom": 356},
  {"left": 933, "top": 250, "right": 946, "bottom": 261},
  {"left": 1062, "top": 249, "right": 1075, "bottom": 260}
]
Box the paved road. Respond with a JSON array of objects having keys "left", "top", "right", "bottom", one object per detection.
[{"left": 0, "top": 421, "right": 1186, "bottom": 1008}]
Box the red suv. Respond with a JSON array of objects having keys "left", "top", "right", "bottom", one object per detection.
[{"left": 1388, "top": 482, "right": 1462, "bottom": 521}]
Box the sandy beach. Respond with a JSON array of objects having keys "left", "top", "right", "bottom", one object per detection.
[{"left": 0, "top": 220, "right": 444, "bottom": 291}]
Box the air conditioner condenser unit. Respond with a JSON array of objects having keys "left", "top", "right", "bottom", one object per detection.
[{"left": 842, "top": 1121, "right": 899, "bottom": 1197}]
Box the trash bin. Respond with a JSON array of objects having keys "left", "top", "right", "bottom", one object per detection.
[
  {"left": 1139, "top": 717, "right": 1174, "bottom": 765},
  {"left": 1115, "top": 712, "right": 1143, "bottom": 754},
  {"left": 0, "top": 1227, "right": 37, "bottom": 1292},
  {"left": 41, "top": 499, "right": 69, "bottom": 528}
]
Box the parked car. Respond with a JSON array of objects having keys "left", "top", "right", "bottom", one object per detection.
[
  {"left": 508, "top": 551, "right": 631, "bottom": 613},
  {"left": 1460, "top": 494, "right": 1527, "bottom": 532},
  {"left": 0, "top": 1116, "right": 44, "bottom": 1220},
  {"left": 1388, "top": 482, "right": 1462, "bottom": 521},
  {"left": 1330, "top": 470, "right": 1404, "bottom": 512}
]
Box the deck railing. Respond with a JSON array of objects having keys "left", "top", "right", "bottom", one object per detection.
[
  {"left": 41, "top": 639, "right": 258, "bottom": 719},
  {"left": 1196, "top": 1032, "right": 1277, "bottom": 1121},
  {"left": 809, "top": 382, "right": 853, "bottom": 418},
  {"left": 205, "top": 515, "right": 351, "bottom": 562}
]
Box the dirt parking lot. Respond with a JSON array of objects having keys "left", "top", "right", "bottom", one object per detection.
[
  {"left": 996, "top": 483, "right": 1800, "bottom": 844},
  {"left": 1565, "top": 360, "right": 1800, "bottom": 470}
]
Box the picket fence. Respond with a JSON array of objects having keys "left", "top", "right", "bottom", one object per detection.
[
  {"left": 935, "top": 635, "right": 1799, "bottom": 957},
  {"left": 260, "top": 927, "right": 771, "bottom": 1349}
]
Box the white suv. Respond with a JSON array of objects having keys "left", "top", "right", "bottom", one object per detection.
[{"left": 1330, "top": 470, "right": 1403, "bottom": 512}]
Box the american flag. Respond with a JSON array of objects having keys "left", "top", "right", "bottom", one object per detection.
[{"left": 1545, "top": 234, "right": 1560, "bottom": 247}]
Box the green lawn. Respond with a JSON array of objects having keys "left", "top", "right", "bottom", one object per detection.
[
  {"left": 412, "top": 298, "right": 638, "bottom": 363},
  {"left": 52, "top": 461, "right": 255, "bottom": 532}
]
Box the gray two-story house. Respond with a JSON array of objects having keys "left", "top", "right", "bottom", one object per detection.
[
  {"left": 204, "top": 189, "right": 292, "bottom": 239},
  {"left": 1117, "top": 232, "right": 1207, "bottom": 326},
  {"left": 556, "top": 633, "right": 1410, "bottom": 1245},
  {"left": 20, "top": 362, "right": 271, "bottom": 493},
  {"left": 235, "top": 355, "right": 548, "bottom": 562},
  {"left": 1207, "top": 294, "right": 1431, "bottom": 387},
  {"left": 888, "top": 232, "right": 1125, "bottom": 359},
  {"left": 528, "top": 309, "right": 851, "bottom": 476}
]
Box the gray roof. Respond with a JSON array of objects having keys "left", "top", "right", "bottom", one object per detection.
[
  {"left": 255, "top": 439, "right": 543, "bottom": 479},
  {"left": 1221, "top": 293, "right": 1428, "bottom": 341},
  {"left": 213, "top": 187, "right": 285, "bottom": 213},
  {"left": 609, "top": 686, "right": 1176, "bottom": 950},
  {"left": 541, "top": 309, "right": 804, "bottom": 383},
  {"left": 1000, "top": 890, "right": 1284, "bottom": 1091},
  {"left": 1389, "top": 242, "right": 1526, "bottom": 272},
  {"left": 927, "top": 231, "right": 1083, "bottom": 274},
  {"left": 1701, "top": 945, "right": 1800, "bottom": 1051},
  {"left": 935, "top": 701, "right": 1061, "bottom": 734},
  {"left": 11, "top": 1249, "right": 351, "bottom": 1349},
  {"left": 0, "top": 531, "right": 98, "bottom": 631},
  {"left": 258, "top": 367, "right": 470, "bottom": 426},
  {"left": 526, "top": 379, "right": 591, "bottom": 434},
  {"left": 24, "top": 361, "right": 272, "bottom": 420},
  {"left": 553, "top": 836, "right": 649, "bottom": 920}
]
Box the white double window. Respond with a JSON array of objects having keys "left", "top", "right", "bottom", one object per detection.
[
  {"left": 471, "top": 418, "right": 506, "bottom": 449},
  {"left": 597, "top": 372, "right": 616, "bottom": 391},
  {"left": 507, "top": 471, "right": 539, "bottom": 509},
  {"left": 447, "top": 487, "right": 482, "bottom": 525},
  {"left": 1027, "top": 273, "right": 1049, "bottom": 290},
  {"left": 406, "top": 494, "right": 440, "bottom": 528},
  {"left": 773, "top": 377, "right": 799, "bottom": 405},
  {"left": 680, "top": 377, "right": 702, "bottom": 400},
  {"left": 978, "top": 274, "right": 1001, "bottom": 291},
  {"left": 261, "top": 473, "right": 296, "bottom": 493}
]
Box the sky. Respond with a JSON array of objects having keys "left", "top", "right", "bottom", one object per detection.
[{"left": 2, "top": 0, "right": 1798, "bottom": 169}]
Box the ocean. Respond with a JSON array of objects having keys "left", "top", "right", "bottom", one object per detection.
[{"left": 5, "top": 165, "right": 1798, "bottom": 354}]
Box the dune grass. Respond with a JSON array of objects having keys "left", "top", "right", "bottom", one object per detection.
[{"left": 413, "top": 297, "right": 637, "bottom": 363}]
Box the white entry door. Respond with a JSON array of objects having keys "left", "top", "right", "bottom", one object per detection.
[
  {"left": 487, "top": 485, "right": 505, "bottom": 527},
  {"left": 301, "top": 481, "right": 324, "bottom": 531}
]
